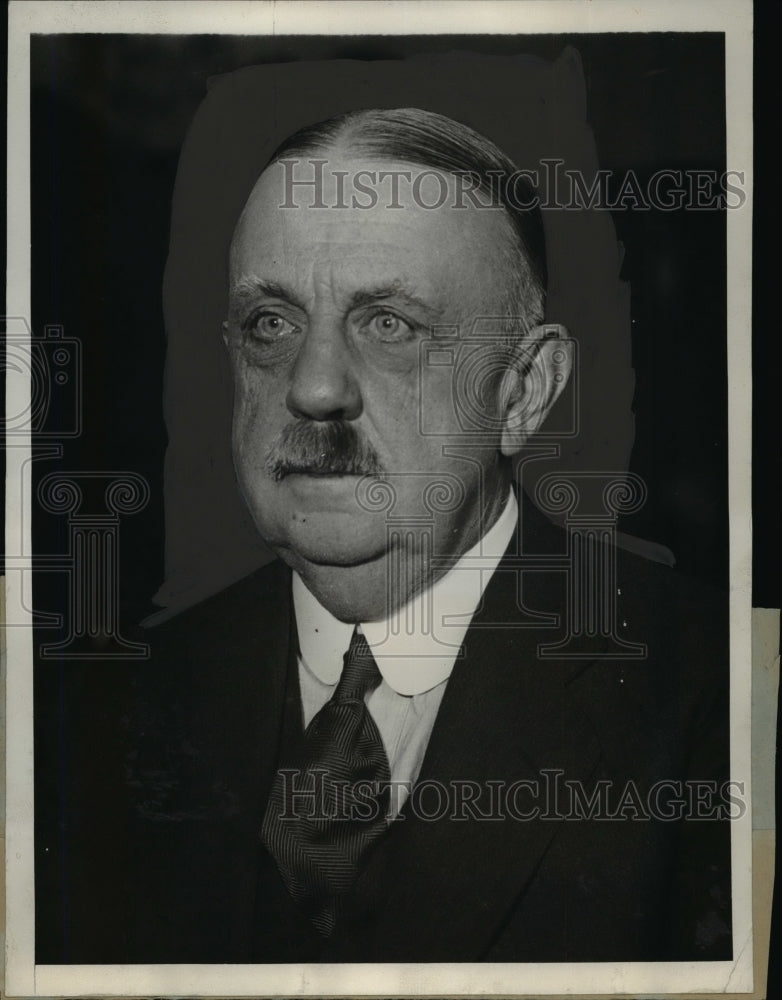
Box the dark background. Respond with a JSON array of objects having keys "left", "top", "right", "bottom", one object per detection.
[{"left": 28, "top": 32, "right": 733, "bottom": 634}]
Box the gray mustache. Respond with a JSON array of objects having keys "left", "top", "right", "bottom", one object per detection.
[{"left": 264, "top": 420, "right": 385, "bottom": 481}]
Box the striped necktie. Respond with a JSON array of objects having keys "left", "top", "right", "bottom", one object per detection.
[{"left": 261, "top": 627, "right": 392, "bottom": 936}]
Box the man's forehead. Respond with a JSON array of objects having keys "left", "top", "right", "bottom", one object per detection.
[
  {"left": 232, "top": 155, "right": 513, "bottom": 247},
  {"left": 245, "top": 154, "right": 462, "bottom": 205},
  {"left": 231, "top": 157, "right": 515, "bottom": 299},
  {"left": 226, "top": 154, "right": 523, "bottom": 322},
  {"left": 231, "top": 238, "right": 437, "bottom": 288}
]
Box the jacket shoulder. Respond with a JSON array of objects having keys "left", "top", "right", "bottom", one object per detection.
[{"left": 140, "top": 558, "right": 291, "bottom": 663}]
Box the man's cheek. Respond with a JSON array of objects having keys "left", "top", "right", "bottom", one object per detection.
[
  {"left": 362, "top": 372, "right": 421, "bottom": 439},
  {"left": 233, "top": 366, "right": 283, "bottom": 432},
  {"left": 231, "top": 394, "right": 278, "bottom": 488}
]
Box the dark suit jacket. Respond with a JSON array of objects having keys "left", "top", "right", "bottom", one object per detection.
[{"left": 35, "top": 499, "right": 732, "bottom": 964}]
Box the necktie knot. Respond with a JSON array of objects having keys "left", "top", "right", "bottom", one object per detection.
[{"left": 333, "top": 628, "right": 382, "bottom": 703}]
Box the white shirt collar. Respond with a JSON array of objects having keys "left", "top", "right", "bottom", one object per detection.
[{"left": 293, "top": 490, "right": 517, "bottom": 696}]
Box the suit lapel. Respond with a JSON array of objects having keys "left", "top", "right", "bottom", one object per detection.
[
  {"left": 333, "top": 502, "right": 608, "bottom": 960},
  {"left": 203, "top": 559, "right": 296, "bottom": 949},
  {"left": 195, "top": 558, "right": 295, "bottom": 820},
  {"left": 137, "top": 559, "right": 294, "bottom": 960}
]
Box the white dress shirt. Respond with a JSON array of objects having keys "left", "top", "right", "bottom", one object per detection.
[{"left": 293, "top": 490, "right": 517, "bottom": 818}]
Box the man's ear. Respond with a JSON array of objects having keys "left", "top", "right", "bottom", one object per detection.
[
  {"left": 498, "top": 324, "right": 573, "bottom": 456},
  {"left": 221, "top": 319, "right": 230, "bottom": 347}
]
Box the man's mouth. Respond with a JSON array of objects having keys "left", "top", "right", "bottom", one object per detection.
[
  {"left": 287, "top": 468, "right": 360, "bottom": 477},
  {"left": 277, "top": 464, "right": 379, "bottom": 480}
]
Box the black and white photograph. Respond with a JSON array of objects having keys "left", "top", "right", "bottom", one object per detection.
[{"left": 4, "top": 2, "right": 758, "bottom": 996}]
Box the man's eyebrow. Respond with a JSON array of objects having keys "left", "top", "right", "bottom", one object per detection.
[
  {"left": 347, "top": 283, "right": 444, "bottom": 320},
  {"left": 230, "top": 276, "right": 305, "bottom": 310},
  {"left": 230, "top": 276, "right": 444, "bottom": 320}
]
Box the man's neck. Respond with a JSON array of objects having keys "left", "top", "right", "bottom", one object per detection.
[{"left": 295, "top": 488, "right": 518, "bottom": 692}]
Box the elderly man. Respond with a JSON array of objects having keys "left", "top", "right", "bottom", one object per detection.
[
  {"left": 38, "top": 108, "right": 732, "bottom": 965},
  {"left": 225, "top": 107, "right": 571, "bottom": 941}
]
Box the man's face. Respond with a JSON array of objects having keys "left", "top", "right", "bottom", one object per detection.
[{"left": 224, "top": 155, "right": 522, "bottom": 613}]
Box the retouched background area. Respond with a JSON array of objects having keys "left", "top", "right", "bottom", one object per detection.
[{"left": 29, "top": 33, "right": 729, "bottom": 632}]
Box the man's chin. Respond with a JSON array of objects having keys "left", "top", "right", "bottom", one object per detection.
[{"left": 274, "top": 525, "right": 387, "bottom": 570}]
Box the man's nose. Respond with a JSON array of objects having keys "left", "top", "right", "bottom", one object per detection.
[{"left": 285, "top": 320, "right": 362, "bottom": 421}]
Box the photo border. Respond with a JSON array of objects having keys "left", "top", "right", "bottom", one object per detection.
[{"left": 5, "top": 1, "right": 754, "bottom": 995}]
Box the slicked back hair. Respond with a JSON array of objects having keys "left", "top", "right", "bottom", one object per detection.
[{"left": 266, "top": 107, "right": 547, "bottom": 336}]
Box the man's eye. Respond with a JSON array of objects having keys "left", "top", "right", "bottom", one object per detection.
[
  {"left": 364, "top": 310, "right": 415, "bottom": 342},
  {"left": 245, "top": 311, "right": 298, "bottom": 342}
]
